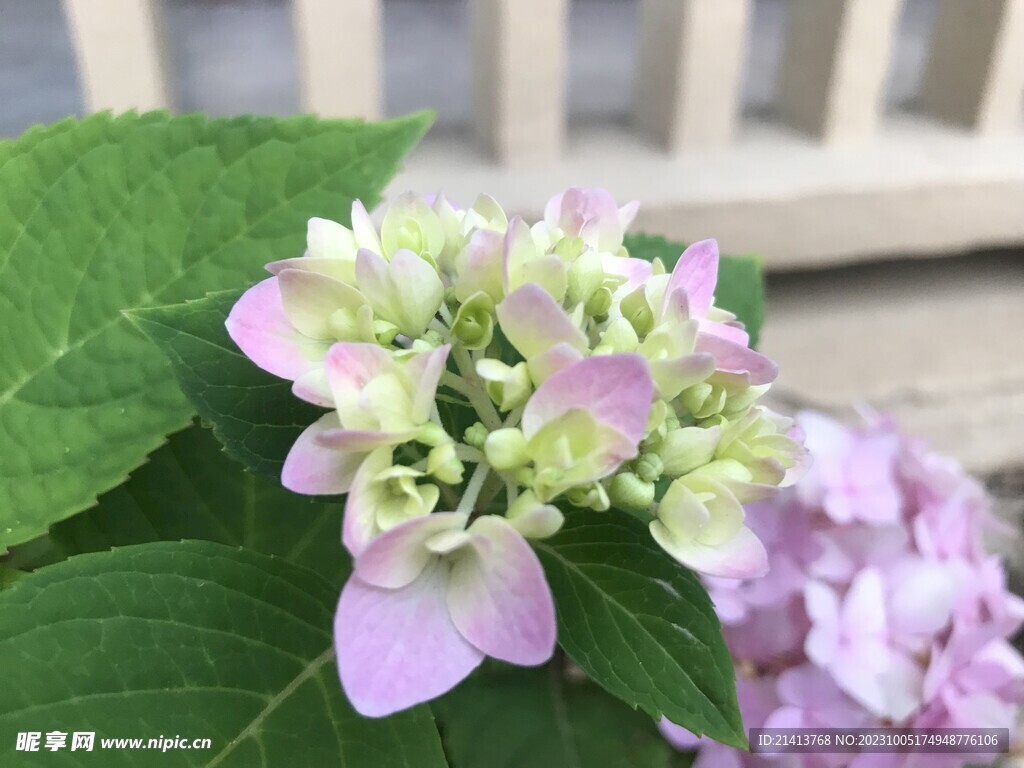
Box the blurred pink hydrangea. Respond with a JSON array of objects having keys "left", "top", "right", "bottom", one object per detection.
[{"left": 661, "top": 410, "right": 1024, "bottom": 768}]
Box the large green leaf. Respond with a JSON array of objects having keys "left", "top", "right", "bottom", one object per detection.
[
  {"left": 127, "top": 290, "right": 320, "bottom": 482},
  {"left": 534, "top": 511, "right": 746, "bottom": 748},
  {"left": 50, "top": 423, "right": 348, "bottom": 587},
  {"left": 0, "top": 110, "right": 431, "bottom": 548},
  {"left": 435, "top": 666, "right": 674, "bottom": 768},
  {"left": 0, "top": 541, "right": 447, "bottom": 767},
  {"left": 624, "top": 233, "right": 765, "bottom": 347}
]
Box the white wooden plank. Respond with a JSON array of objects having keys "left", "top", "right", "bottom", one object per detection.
[
  {"left": 63, "top": 0, "right": 172, "bottom": 113},
  {"left": 470, "top": 0, "right": 567, "bottom": 163},
  {"left": 292, "top": 0, "right": 381, "bottom": 119},
  {"left": 779, "top": 0, "right": 902, "bottom": 144},
  {"left": 920, "top": 0, "right": 1024, "bottom": 134},
  {"left": 636, "top": 0, "right": 751, "bottom": 152}
]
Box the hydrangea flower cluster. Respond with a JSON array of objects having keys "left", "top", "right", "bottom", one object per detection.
[
  {"left": 661, "top": 411, "right": 1024, "bottom": 767},
  {"left": 225, "top": 187, "right": 805, "bottom": 716}
]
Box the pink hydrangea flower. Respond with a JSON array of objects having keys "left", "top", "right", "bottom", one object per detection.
[
  {"left": 225, "top": 187, "right": 805, "bottom": 716},
  {"left": 665, "top": 411, "right": 1024, "bottom": 767}
]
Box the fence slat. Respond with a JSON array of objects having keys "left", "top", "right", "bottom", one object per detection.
[
  {"left": 779, "top": 0, "right": 902, "bottom": 144},
  {"left": 470, "top": 0, "right": 567, "bottom": 163},
  {"left": 919, "top": 0, "right": 1024, "bottom": 134},
  {"left": 63, "top": 0, "right": 172, "bottom": 113},
  {"left": 292, "top": 0, "right": 381, "bottom": 120},
  {"left": 636, "top": 0, "right": 751, "bottom": 152}
]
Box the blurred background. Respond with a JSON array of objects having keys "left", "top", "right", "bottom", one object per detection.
[{"left": 1, "top": 0, "right": 1022, "bottom": 569}]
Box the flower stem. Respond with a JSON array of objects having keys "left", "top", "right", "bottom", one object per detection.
[
  {"left": 454, "top": 444, "right": 486, "bottom": 463},
  {"left": 456, "top": 460, "right": 491, "bottom": 516},
  {"left": 452, "top": 346, "right": 502, "bottom": 431}
]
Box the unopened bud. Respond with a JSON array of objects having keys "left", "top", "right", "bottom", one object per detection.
[
  {"left": 680, "top": 383, "right": 726, "bottom": 419},
  {"left": 566, "top": 482, "right": 610, "bottom": 511},
  {"left": 417, "top": 422, "right": 452, "bottom": 448},
  {"left": 452, "top": 291, "right": 495, "bottom": 350},
  {"left": 621, "top": 287, "right": 654, "bottom": 337},
  {"left": 484, "top": 428, "right": 530, "bottom": 470},
  {"left": 427, "top": 443, "right": 464, "bottom": 485},
  {"left": 567, "top": 250, "right": 604, "bottom": 306},
  {"left": 584, "top": 286, "right": 613, "bottom": 317},
  {"left": 477, "top": 359, "right": 532, "bottom": 411},
  {"left": 463, "top": 422, "right": 488, "bottom": 448},
  {"left": 608, "top": 472, "right": 656, "bottom": 511},
  {"left": 660, "top": 426, "right": 721, "bottom": 476},
  {"left": 635, "top": 454, "right": 664, "bottom": 483}
]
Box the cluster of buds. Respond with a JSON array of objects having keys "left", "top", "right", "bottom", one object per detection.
[
  {"left": 662, "top": 411, "right": 1024, "bottom": 768},
  {"left": 226, "top": 187, "right": 805, "bottom": 716}
]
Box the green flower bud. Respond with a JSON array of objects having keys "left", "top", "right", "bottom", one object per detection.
[
  {"left": 621, "top": 286, "right": 654, "bottom": 337},
  {"left": 484, "top": 428, "right": 530, "bottom": 470},
  {"left": 419, "top": 329, "right": 445, "bottom": 348},
  {"left": 463, "top": 421, "right": 489, "bottom": 448},
  {"left": 553, "top": 235, "right": 585, "bottom": 262},
  {"left": 373, "top": 319, "right": 400, "bottom": 346},
  {"left": 635, "top": 453, "right": 664, "bottom": 483},
  {"left": 381, "top": 194, "right": 446, "bottom": 265},
  {"left": 584, "top": 286, "right": 613, "bottom": 317},
  {"left": 452, "top": 291, "right": 495, "bottom": 350},
  {"left": 608, "top": 472, "right": 656, "bottom": 510},
  {"left": 680, "top": 383, "right": 726, "bottom": 419},
  {"left": 417, "top": 421, "right": 452, "bottom": 448},
  {"left": 567, "top": 250, "right": 604, "bottom": 306},
  {"left": 721, "top": 384, "right": 770, "bottom": 419},
  {"left": 599, "top": 318, "right": 640, "bottom": 355},
  {"left": 427, "top": 443, "right": 465, "bottom": 485},
  {"left": 565, "top": 482, "right": 611, "bottom": 511},
  {"left": 659, "top": 426, "right": 721, "bottom": 476},
  {"left": 477, "top": 359, "right": 533, "bottom": 411}
]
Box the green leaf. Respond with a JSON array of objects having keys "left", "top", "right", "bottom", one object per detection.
[
  {"left": 436, "top": 666, "right": 674, "bottom": 768},
  {"left": 0, "top": 540, "right": 447, "bottom": 767},
  {"left": 0, "top": 110, "right": 431, "bottom": 548},
  {"left": 534, "top": 511, "right": 746, "bottom": 749},
  {"left": 50, "top": 423, "right": 348, "bottom": 587},
  {"left": 623, "top": 233, "right": 765, "bottom": 347},
  {"left": 128, "top": 290, "right": 322, "bottom": 481}
]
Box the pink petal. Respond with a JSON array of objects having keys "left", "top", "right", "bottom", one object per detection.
[
  {"left": 495, "top": 283, "right": 588, "bottom": 360},
  {"left": 695, "top": 332, "right": 778, "bottom": 385},
  {"left": 522, "top": 353, "right": 653, "bottom": 444},
  {"left": 455, "top": 229, "right": 505, "bottom": 302},
  {"left": 281, "top": 412, "right": 366, "bottom": 495},
  {"left": 447, "top": 515, "right": 556, "bottom": 665},
  {"left": 324, "top": 342, "right": 394, "bottom": 406},
  {"left": 315, "top": 428, "right": 418, "bottom": 452},
  {"left": 664, "top": 239, "right": 719, "bottom": 319},
  {"left": 698, "top": 318, "right": 749, "bottom": 346},
  {"left": 618, "top": 199, "right": 640, "bottom": 231},
  {"left": 602, "top": 255, "right": 652, "bottom": 295},
  {"left": 841, "top": 568, "right": 887, "bottom": 637},
  {"left": 526, "top": 342, "right": 585, "bottom": 384},
  {"left": 354, "top": 512, "right": 469, "bottom": 590},
  {"left": 335, "top": 566, "right": 484, "bottom": 717},
  {"left": 225, "top": 277, "right": 327, "bottom": 381}
]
